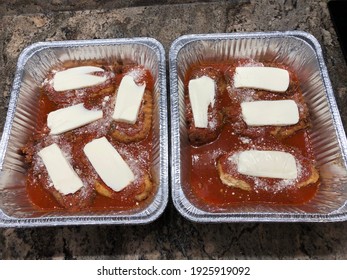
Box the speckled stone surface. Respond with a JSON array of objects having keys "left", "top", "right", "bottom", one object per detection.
[{"left": 1, "top": 0, "right": 347, "bottom": 259}]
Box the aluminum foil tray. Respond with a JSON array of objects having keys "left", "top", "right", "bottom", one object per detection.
[
  {"left": 0, "top": 38, "right": 168, "bottom": 227},
  {"left": 169, "top": 31, "right": 347, "bottom": 222}
]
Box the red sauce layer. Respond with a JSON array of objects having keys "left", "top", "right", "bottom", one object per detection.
[
  {"left": 24, "top": 62, "right": 155, "bottom": 212},
  {"left": 184, "top": 60, "right": 319, "bottom": 209}
]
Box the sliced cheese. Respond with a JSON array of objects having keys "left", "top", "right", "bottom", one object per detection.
[
  {"left": 188, "top": 76, "right": 216, "bottom": 128},
  {"left": 83, "top": 137, "right": 135, "bottom": 192},
  {"left": 112, "top": 75, "right": 146, "bottom": 124},
  {"left": 234, "top": 66, "right": 290, "bottom": 92},
  {"left": 241, "top": 100, "right": 299, "bottom": 126},
  {"left": 38, "top": 143, "right": 83, "bottom": 195},
  {"left": 237, "top": 150, "right": 298, "bottom": 179},
  {"left": 47, "top": 103, "right": 103, "bottom": 135},
  {"left": 53, "top": 66, "right": 107, "bottom": 91}
]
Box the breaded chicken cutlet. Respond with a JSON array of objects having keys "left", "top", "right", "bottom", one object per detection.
[
  {"left": 222, "top": 90, "right": 310, "bottom": 139},
  {"left": 217, "top": 140, "right": 319, "bottom": 192},
  {"left": 110, "top": 88, "right": 153, "bottom": 143},
  {"left": 225, "top": 62, "right": 301, "bottom": 98},
  {"left": 41, "top": 60, "right": 116, "bottom": 107},
  {"left": 95, "top": 173, "right": 153, "bottom": 202},
  {"left": 22, "top": 136, "right": 96, "bottom": 211},
  {"left": 185, "top": 66, "right": 227, "bottom": 146},
  {"left": 109, "top": 66, "right": 153, "bottom": 143}
]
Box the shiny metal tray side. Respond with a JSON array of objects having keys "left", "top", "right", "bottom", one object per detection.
[
  {"left": 0, "top": 38, "right": 168, "bottom": 227},
  {"left": 169, "top": 31, "right": 347, "bottom": 223}
]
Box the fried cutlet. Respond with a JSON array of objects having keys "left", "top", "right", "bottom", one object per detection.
[
  {"left": 185, "top": 66, "right": 227, "bottom": 146},
  {"left": 22, "top": 137, "right": 96, "bottom": 211},
  {"left": 94, "top": 172, "right": 153, "bottom": 202},
  {"left": 41, "top": 60, "right": 116, "bottom": 107},
  {"left": 217, "top": 140, "right": 319, "bottom": 192},
  {"left": 110, "top": 88, "right": 153, "bottom": 143},
  {"left": 109, "top": 66, "right": 153, "bottom": 143}
]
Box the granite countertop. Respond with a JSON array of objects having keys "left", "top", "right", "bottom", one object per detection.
[{"left": 1, "top": 0, "right": 347, "bottom": 259}]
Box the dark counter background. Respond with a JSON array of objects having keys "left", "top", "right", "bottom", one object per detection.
[{"left": 1, "top": 0, "right": 347, "bottom": 259}]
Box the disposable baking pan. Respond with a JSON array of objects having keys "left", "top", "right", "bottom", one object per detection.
[
  {"left": 169, "top": 31, "right": 347, "bottom": 222},
  {"left": 0, "top": 38, "right": 168, "bottom": 227}
]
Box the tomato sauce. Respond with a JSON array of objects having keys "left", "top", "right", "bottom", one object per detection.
[
  {"left": 184, "top": 61, "right": 319, "bottom": 209},
  {"left": 24, "top": 63, "right": 155, "bottom": 212}
]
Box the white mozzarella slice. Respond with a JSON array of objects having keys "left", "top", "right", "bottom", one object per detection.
[
  {"left": 38, "top": 143, "right": 83, "bottom": 195},
  {"left": 47, "top": 103, "right": 103, "bottom": 135},
  {"left": 188, "top": 76, "right": 216, "bottom": 128},
  {"left": 83, "top": 137, "right": 135, "bottom": 192},
  {"left": 237, "top": 150, "right": 298, "bottom": 179},
  {"left": 234, "top": 67, "right": 290, "bottom": 92},
  {"left": 53, "top": 66, "right": 107, "bottom": 91},
  {"left": 112, "top": 75, "right": 146, "bottom": 124},
  {"left": 241, "top": 100, "right": 299, "bottom": 126}
]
